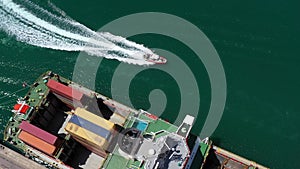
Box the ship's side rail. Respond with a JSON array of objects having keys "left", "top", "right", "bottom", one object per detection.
[
  {"left": 213, "top": 146, "right": 270, "bottom": 169},
  {"left": 0, "top": 143, "right": 46, "bottom": 169}
]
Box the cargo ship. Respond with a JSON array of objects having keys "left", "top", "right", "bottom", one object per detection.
[{"left": 1, "top": 71, "right": 269, "bottom": 169}]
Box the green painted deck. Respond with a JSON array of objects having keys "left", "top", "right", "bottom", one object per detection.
[
  {"left": 145, "top": 118, "right": 178, "bottom": 133},
  {"left": 123, "top": 113, "right": 178, "bottom": 135},
  {"left": 104, "top": 154, "right": 129, "bottom": 169},
  {"left": 200, "top": 143, "right": 209, "bottom": 156},
  {"left": 24, "top": 78, "right": 51, "bottom": 120}
]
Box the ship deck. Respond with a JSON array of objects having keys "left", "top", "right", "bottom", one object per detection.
[
  {"left": 1, "top": 71, "right": 268, "bottom": 169},
  {"left": 102, "top": 112, "right": 180, "bottom": 169},
  {"left": 3, "top": 71, "right": 194, "bottom": 169}
]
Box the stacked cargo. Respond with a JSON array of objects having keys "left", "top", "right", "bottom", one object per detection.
[
  {"left": 19, "top": 121, "right": 61, "bottom": 146},
  {"left": 18, "top": 121, "right": 60, "bottom": 156},
  {"left": 65, "top": 123, "right": 107, "bottom": 157},
  {"left": 74, "top": 107, "right": 114, "bottom": 131},
  {"left": 65, "top": 108, "right": 115, "bottom": 157},
  {"left": 102, "top": 100, "right": 130, "bottom": 126},
  {"left": 46, "top": 79, "right": 84, "bottom": 109},
  {"left": 18, "top": 131, "right": 57, "bottom": 156}
]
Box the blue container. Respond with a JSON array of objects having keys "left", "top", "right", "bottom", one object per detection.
[{"left": 69, "top": 115, "right": 111, "bottom": 139}]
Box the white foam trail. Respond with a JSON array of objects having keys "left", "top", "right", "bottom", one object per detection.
[
  {"left": 99, "top": 32, "right": 154, "bottom": 54},
  {"left": 0, "top": 0, "right": 157, "bottom": 65}
]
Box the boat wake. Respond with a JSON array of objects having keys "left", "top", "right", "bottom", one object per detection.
[{"left": 0, "top": 0, "right": 157, "bottom": 65}]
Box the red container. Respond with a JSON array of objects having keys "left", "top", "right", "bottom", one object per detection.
[
  {"left": 47, "top": 79, "right": 83, "bottom": 101},
  {"left": 13, "top": 103, "right": 30, "bottom": 114},
  {"left": 19, "top": 121, "right": 59, "bottom": 145}
]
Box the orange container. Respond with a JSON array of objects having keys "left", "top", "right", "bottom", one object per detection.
[{"left": 18, "top": 131, "right": 57, "bottom": 156}]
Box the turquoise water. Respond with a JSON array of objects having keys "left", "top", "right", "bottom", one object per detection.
[{"left": 0, "top": 0, "right": 300, "bottom": 169}]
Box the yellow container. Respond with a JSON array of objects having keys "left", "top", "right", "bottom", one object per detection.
[
  {"left": 65, "top": 122, "right": 109, "bottom": 150},
  {"left": 74, "top": 108, "right": 114, "bottom": 131}
]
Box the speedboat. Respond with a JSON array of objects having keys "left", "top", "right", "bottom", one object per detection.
[{"left": 143, "top": 54, "right": 167, "bottom": 64}]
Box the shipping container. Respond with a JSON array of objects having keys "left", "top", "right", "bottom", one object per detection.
[
  {"left": 54, "top": 93, "right": 83, "bottom": 109},
  {"left": 19, "top": 121, "right": 59, "bottom": 145},
  {"left": 47, "top": 79, "right": 83, "bottom": 101},
  {"left": 13, "top": 103, "right": 30, "bottom": 114},
  {"left": 75, "top": 138, "right": 107, "bottom": 158},
  {"left": 18, "top": 131, "right": 57, "bottom": 156},
  {"left": 74, "top": 108, "right": 114, "bottom": 131},
  {"left": 65, "top": 122, "right": 109, "bottom": 149},
  {"left": 69, "top": 115, "right": 111, "bottom": 139},
  {"left": 68, "top": 130, "right": 109, "bottom": 157},
  {"left": 109, "top": 113, "right": 126, "bottom": 126},
  {"left": 70, "top": 133, "right": 103, "bottom": 149}
]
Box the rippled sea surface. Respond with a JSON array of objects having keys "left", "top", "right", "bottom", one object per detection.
[{"left": 0, "top": 1, "right": 299, "bottom": 168}]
